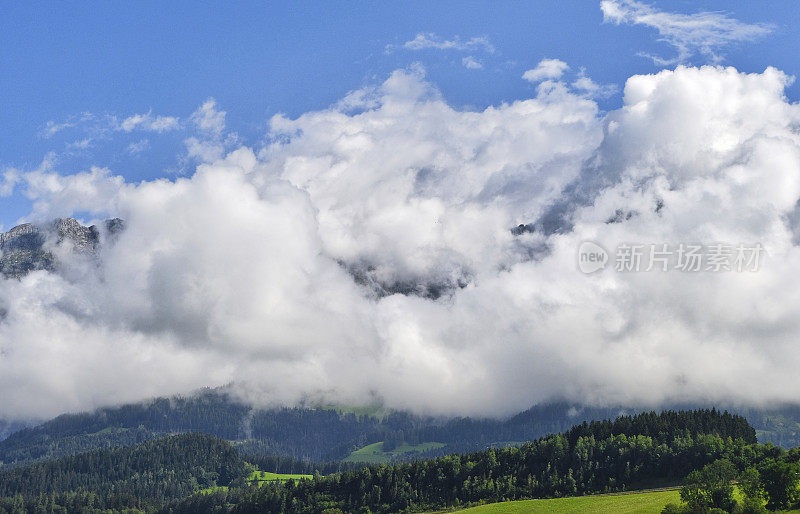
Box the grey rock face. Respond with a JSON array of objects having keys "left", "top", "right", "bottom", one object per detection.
[
  {"left": 50, "top": 217, "right": 99, "bottom": 252},
  {"left": 0, "top": 218, "right": 123, "bottom": 279},
  {"left": 343, "top": 260, "right": 471, "bottom": 300},
  {"left": 0, "top": 223, "right": 52, "bottom": 279}
]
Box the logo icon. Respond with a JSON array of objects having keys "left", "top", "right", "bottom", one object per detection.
[{"left": 578, "top": 241, "right": 608, "bottom": 274}]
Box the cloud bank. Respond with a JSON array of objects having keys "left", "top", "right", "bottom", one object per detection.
[{"left": 3, "top": 65, "right": 800, "bottom": 420}]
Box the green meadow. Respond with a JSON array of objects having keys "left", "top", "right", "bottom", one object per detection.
[
  {"left": 450, "top": 487, "right": 800, "bottom": 514},
  {"left": 450, "top": 488, "right": 682, "bottom": 513},
  {"left": 248, "top": 469, "right": 313, "bottom": 482},
  {"left": 200, "top": 467, "right": 312, "bottom": 494},
  {"left": 342, "top": 441, "right": 446, "bottom": 463}
]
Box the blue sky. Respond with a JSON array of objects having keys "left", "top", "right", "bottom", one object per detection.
[{"left": 1, "top": 0, "right": 799, "bottom": 229}]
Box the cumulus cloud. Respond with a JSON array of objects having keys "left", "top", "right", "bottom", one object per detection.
[
  {"left": 394, "top": 33, "right": 494, "bottom": 53},
  {"left": 19, "top": 165, "right": 126, "bottom": 222},
  {"left": 4, "top": 65, "right": 800, "bottom": 420},
  {"left": 183, "top": 136, "right": 226, "bottom": 164},
  {"left": 601, "top": 0, "right": 774, "bottom": 65},
  {"left": 523, "top": 58, "right": 569, "bottom": 82},
  {"left": 523, "top": 60, "right": 617, "bottom": 100},
  {"left": 180, "top": 99, "right": 233, "bottom": 165}
]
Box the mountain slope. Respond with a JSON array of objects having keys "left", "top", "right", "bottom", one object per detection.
[
  {"left": 0, "top": 392, "right": 625, "bottom": 469},
  {"left": 1, "top": 390, "right": 796, "bottom": 473},
  {"left": 0, "top": 433, "right": 246, "bottom": 509},
  {"left": 0, "top": 409, "right": 774, "bottom": 513},
  {"left": 0, "top": 217, "right": 122, "bottom": 278},
  {"left": 165, "top": 409, "right": 760, "bottom": 514}
]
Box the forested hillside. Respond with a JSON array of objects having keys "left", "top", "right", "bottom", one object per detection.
[
  {"left": 0, "top": 391, "right": 385, "bottom": 467},
  {"left": 0, "top": 409, "right": 761, "bottom": 513},
  {"left": 0, "top": 392, "right": 628, "bottom": 469},
  {"left": 165, "top": 410, "right": 765, "bottom": 513},
  {"left": 2, "top": 390, "right": 799, "bottom": 476},
  {"left": 0, "top": 433, "right": 246, "bottom": 512}
]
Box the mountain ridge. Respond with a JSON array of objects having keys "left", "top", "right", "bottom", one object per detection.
[
  {"left": 1, "top": 389, "right": 798, "bottom": 472},
  {"left": 0, "top": 217, "right": 123, "bottom": 278}
]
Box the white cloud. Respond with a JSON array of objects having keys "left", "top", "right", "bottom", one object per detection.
[
  {"left": 119, "top": 112, "right": 179, "bottom": 132},
  {"left": 396, "top": 33, "right": 494, "bottom": 53},
  {"left": 181, "top": 99, "right": 236, "bottom": 165},
  {"left": 46, "top": 111, "right": 179, "bottom": 138},
  {"left": 571, "top": 69, "right": 619, "bottom": 98},
  {"left": 67, "top": 138, "right": 92, "bottom": 150},
  {"left": 149, "top": 116, "right": 180, "bottom": 132},
  {"left": 184, "top": 136, "right": 225, "bottom": 164},
  {"left": 126, "top": 139, "right": 150, "bottom": 155},
  {"left": 119, "top": 114, "right": 148, "bottom": 132},
  {"left": 523, "top": 60, "right": 617, "bottom": 99},
  {"left": 0, "top": 168, "right": 21, "bottom": 197},
  {"left": 462, "top": 56, "right": 483, "bottom": 70},
  {"left": 601, "top": 0, "right": 774, "bottom": 65},
  {"left": 20, "top": 165, "right": 126, "bottom": 221},
  {"left": 523, "top": 58, "right": 570, "bottom": 82},
  {"left": 190, "top": 98, "right": 226, "bottom": 135},
  {"left": 5, "top": 66, "right": 800, "bottom": 420},
  {"left": 30, "top": 103, "right": 233, "bottom": 180},
  {"left": 42, "top": 120, "right": 75, "bottom": 138}
]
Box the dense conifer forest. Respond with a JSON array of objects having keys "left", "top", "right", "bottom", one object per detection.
[
  {"left": 5, "top": 390, "right": 799, "bottom": 473},
  {"left": 0, "top": 392, "right": 635, "bottom": 469},
  {"left": 0, "top": 433, "right": 246, "bottom": 511},
  {"left": 4, "top": 409, "right": 799, "bottom": 513}
]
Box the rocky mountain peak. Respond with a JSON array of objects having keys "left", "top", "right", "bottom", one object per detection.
[{"left": 0, "top": 217, "right": 123, "bottom": 279}]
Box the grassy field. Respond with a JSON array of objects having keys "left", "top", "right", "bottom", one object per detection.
[
  {"left": 449, "top": 488, "right": 682, "bottom": 513},
  {"left": 199, "top": 467, "right": 312, "bottom": 494},
  {"left": 343, "top": 441, "right": 446, "bottom": 463},
  {"left": 448, "top": 487, "right": 800, "bottom": 514},
  {"left": 249, "top": 470, "right": 313, "bottom": 482}
]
